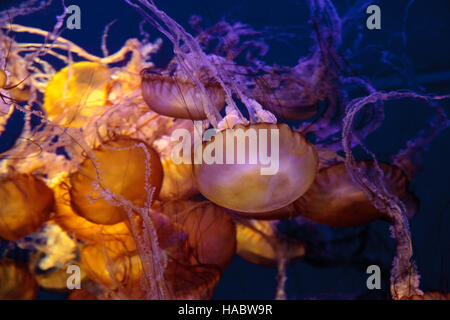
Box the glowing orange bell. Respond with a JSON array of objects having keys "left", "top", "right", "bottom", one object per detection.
[
  {"left": 294, "top": 161, "right": 418, "bottom": 227},
  {"left": 193, "top": 123, "right": 318, "bottom": 214},
  {"left": 0, "top": 174, "right": 54, "bottom": 241},
  {"left": 70, "top": 136, "right": 163, "bottom": 225},
  {"left": 141, "top": 69, "right": 225, "bottom": 120}
]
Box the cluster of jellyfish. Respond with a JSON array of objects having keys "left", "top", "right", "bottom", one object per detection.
[{"left": 0, "top": 0, "right": 449, "bottom": 300}]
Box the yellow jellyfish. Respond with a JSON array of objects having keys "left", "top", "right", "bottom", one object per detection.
[
  {"left": 43, "top": 61, "right": 111, "bottom": 127},
  {"left": 158, "top": 200, "right": 236, "bottom": 270},
  {"left": 0, "top": 259, "right": 38, "bottom": 300},
  {"left": 0, "top": 174, "right": 54, "bottom": 241},
  {"left": 193, "top": 123, "right": 318, "bottom": 214},
  {"left": 69, "top": 136, "right": 164, "bottom": 225},
  {"left": 81, "top": 207, "right": 222, "bottom": 299},
  {"left": 294, "top": 161, "right": 418, "bottom": 227},
  {"left": 53, "top": 180, "right": 134, "bottom": 245},
  {"left": 141, "top": 68, "right": 225, "bottom": 120}
]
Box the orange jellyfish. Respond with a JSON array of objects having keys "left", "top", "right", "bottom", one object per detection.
[
  {"left": 81, "top": 238, "right": 144, "bottom": 299},
  {"left": 53, "top": 180, "right": 134, "bottom": 245},
  {"left": 69, "top": 136, "right": 163, "bottom": 225},
  {"left": 43, "top": 61, "right": 111, "bottom": 127},
  {"left": 141, "top": 68, "right": 225, "bottom": 120},
  {"left": 294, "top": 161, "right": 418, "bottom": 227},
  {"left": 193, "top": 123, "right": 318, "bottom": 214},
  {"left": 81, "top": 207, "right": 222, "bottom": 299},
  {"left": 158, "top": 200, "right": 236, "bottom": 270},
  {"left": 0, "top": 259, "right": 38, "bottom": 300},
  {"left": 0, "top": 173, "right": 54, "bottom": 241}
]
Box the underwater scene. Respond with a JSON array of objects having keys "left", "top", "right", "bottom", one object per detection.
[{"left": 0, "top": 0, "right": 449, "bottom": 301}]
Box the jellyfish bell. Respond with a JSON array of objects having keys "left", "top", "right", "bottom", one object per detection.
[
  {"left": 0, "top": 259, "right": 38, "bottom": 300},
  {"left": 193, "top": 123, "right": 318, "bottom": 214},
  {"left": 141, "top": 67, "right": 225, "bottom": 120},
  {"left": 43, "top": 61, "right": 111, "bottom": 127},
  {"left": 235, "top": 219, "right": 305, "bottom": 267},
  {"left": 69, "top": 136, "right": 163, "bottom": 225},
  {"left": 0, "top": 173, "right": 54, "bottom": 241},
  {"left": 158, "top": 200, "right": 236, "bottom": 271},
  {"left": 81, "top": 206, "right": 222, "bottom": 299},
  {"left": 294, "top": 161, "right": 418, "bottom": 227},
  {"left": 81, "top": 239, "right": 144, "bottom": 299},
  {"left": 53, "top": 180, "right": 133, "bottom": 245}
]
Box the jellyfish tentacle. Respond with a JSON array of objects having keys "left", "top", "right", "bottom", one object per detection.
[{"left": 342, "top": 90, "right": 450, "bottom": 299}]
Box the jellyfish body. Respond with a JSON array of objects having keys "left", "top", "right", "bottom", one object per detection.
[
  {"left": 141, "top": 70, "right": 225, "bottom": 120},
  {"left": 43, "top": 62, "right": 111, "bottom": 127},
  {"left": 0, "top": 260, "right": 38, "bottom": 300},
  {"left": 53, "top": 181, "right": 133, "bottom": 245},
  {"left": 81, "top": 207, "right": 222, "bottom": 299},
  {"left": 294, "top": 161, "right": 418, "bottom": 227},
  {"left": 69, "top": 136, "right": 163, "bottom": 225},
  {"left": 0, "top": 174, "right": 54, "bottom": 241},
  {"left": 158, "top": 200, "right": 236, "bottom": 270},
  {"left": 193, "top": 123, "right": 318, "bottom": 214}
]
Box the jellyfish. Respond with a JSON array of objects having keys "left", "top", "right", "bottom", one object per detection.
[
  {"left": 294, "top": 161, "right": 418, "bottom": 227},
  {"left": 141, "top": 66, "right": 226, "bottom": 120},
  {"left": 193, "top": 123, "right": 318, "bottom": 214},
  {"left": 43, "top": 62, "right": 112, "bottom": 127},
  {"left": 157, "top": 200, "right": 236, "bottom": 270},
  {"left": 53, "top": 180, "right": 133, "bottom": 245},
  {"left": 69, "top": 136, "right": 163, "bottom": 225},
  {"left": 81, "top": 205, "right": 222, "bottom": 299},
  {"left": 0, "top": 173, "right": 54, "bottom": 241}
]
